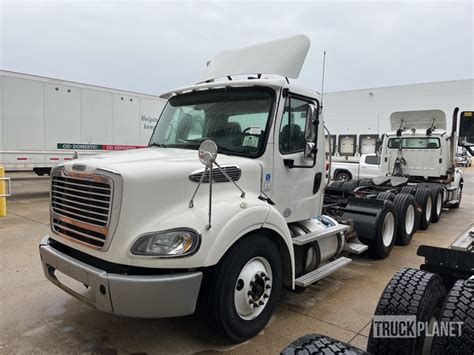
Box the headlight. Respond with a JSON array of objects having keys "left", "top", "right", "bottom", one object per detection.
[{"left": 130, "top": 229, "right": 200, "bottom": 257}]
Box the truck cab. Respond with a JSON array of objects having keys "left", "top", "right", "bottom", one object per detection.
[
  {"left": 380, "top": 109, "right": 454, "bottom": 179},
  {"left": 39, "top": 35, "right": 362, "bottom": 342}
]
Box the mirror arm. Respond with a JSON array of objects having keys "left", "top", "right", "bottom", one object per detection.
[{"left": 284, "top": 150, "right": 317, "bottom": 169}]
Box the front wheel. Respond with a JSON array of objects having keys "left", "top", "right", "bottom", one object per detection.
[
  {"left": 201, "top": 234, "right": 282, "bottom": 342},
  {"left": 335, "top": 171, "right": 351, "bottom": 182}
]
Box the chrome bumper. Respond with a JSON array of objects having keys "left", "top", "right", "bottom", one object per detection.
[{"left": 39, "top": 236, "right": 203, "bottom": 318}]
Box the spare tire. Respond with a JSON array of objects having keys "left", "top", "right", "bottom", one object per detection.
[
  {"left": 359, "top": 201, "right": 397, "bottom": 259},
  {"left": 377, "top": 191, "right": 396, "bottom": 201},
  {"left": 281, "top": 333, "right": 368, "bottom": 355},
  {"left": 367, "top": 268, "right": 447, "bottom": 355},
  {"left": 392, "top": 193, "right": 417, "bottom": 245},
  {"left": 431, "top": 278, "right": 474, "bottom": 355},
  {"left": 414, "top": 188, "right": 433, "bottom": 230}
]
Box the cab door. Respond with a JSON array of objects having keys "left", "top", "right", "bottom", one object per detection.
[{"left": 270, "top": 94, "right": 323, "bottom": 223}]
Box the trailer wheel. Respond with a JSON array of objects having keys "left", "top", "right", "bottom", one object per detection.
[
  {"left": 367, "top": 268, "right": 447, "bottom": 355},
  {"left": 360, "top": 201, "right": 397, "bottom": 258},
  {"left": 428, "top": 185, "right": 444, "bottom": 223},
  {"left": 431, "top": 278, "right": 474, "bottom": 354},
  {"left": 201, "top": 234, "right": 282, "bottom": 342},
  {"left": 335, "top": 171, "right": 352, "bottom": 182},
  {"left": 414, "top": 188, "right": 432, "bottom": 230},
  {"left": 376, "top": 191, "right": 395, "bottom": 201},
  {"left": 400, "top": 185, "right": 416, "bottom": 195},
  {"left": 342, "top": 180, "right": 359, "bottom": 190},
  {"left": 393, "top": 193, "right": 417, "bottom": 245},
  {"left": 281, "top": 333, "right": 368, "bottom": 355}
]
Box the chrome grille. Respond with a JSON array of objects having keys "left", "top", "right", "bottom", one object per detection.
[
  {"left": 189, "top": 165, "right": 242, "bottom": 183},
  {"left": 51, "top": 175, "right": 112, "bottom": 248},
  {"left": 52, "top": 218, "right": 106, "bottom": 247}
]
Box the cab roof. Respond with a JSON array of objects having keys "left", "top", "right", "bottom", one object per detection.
[
  {"left": 159, "top": 77, "right": 320, "bottom": 101},
  {"left": 390, "top": 109, "right": 447, "bottom": 131}
]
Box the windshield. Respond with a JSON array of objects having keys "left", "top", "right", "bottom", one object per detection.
[
  {"left": 388, "top": 137, "right": 440, "bottom": 149},
  {"left": 149, "top": 87, "right": 275, "bottom": 157}
]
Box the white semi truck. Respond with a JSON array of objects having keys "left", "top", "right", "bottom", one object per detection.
[
  {"left": 0, "top": 70, "right": 166, "bottom": 174},
  {"left": 38, "top": 35, "right": 377, "bottom": 342},
  {"left": 325, "top": 108, "right": 464, "bottom": 252},
  {"left": 37, "top": 35, "right": 464, "bottom": 342}
]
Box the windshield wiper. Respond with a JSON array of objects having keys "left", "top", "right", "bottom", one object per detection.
[{"left": 149, "top": 142, "right": 167, "bottom": 148}]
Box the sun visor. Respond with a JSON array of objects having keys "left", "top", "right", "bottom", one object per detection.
[
  {"left": 390, "top": 109, "right": 447, "bottom": 131},
  {"left": 200, "top": 35, "right": 310, "bottom": 83}
]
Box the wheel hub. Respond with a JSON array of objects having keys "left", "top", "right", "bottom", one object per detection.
[{"left": 234, "top": 257, "right": 272, "bottom": 320}]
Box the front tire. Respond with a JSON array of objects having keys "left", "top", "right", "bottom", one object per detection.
[
  {"left": 335, "top": 171, "right": 352, "bottom": 182},
  {"left": 201, "top": 234, "right": 282, "bottom": 342}
]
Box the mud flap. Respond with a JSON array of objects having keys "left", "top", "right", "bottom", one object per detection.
[{"left": 341, "top": 197, "right": 384, "bottom": 240}]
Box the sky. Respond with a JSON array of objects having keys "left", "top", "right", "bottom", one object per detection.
[{"left": 1, "top": 0, "right": 473, "bottom": 96}]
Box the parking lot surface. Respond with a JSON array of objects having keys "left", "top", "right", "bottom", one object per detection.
[{"left": 1, "top": 168, "right": 473, "bottom": 354}]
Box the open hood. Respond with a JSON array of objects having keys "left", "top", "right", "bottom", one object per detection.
[
  {"left": 390, "top": 109, "right": 447, "bottom": 131},
  {"left": 199, "top": 34, "right": 310, "bottom": 83}
]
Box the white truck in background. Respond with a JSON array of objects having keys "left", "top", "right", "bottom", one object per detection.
[
  {"left": 330, "top": 153, "right": 381, "bottom": 181},
  {"left": 0, "top": 70, "right": 166, "bottom": 175}
]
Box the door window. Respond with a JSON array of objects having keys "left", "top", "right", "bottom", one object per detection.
[{"left": 279, "top": 98, "right": 308, "bottom": 154}]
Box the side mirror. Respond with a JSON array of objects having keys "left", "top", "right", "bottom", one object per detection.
[
  {"left": 459, "top": 111, "right": 474, "bottom": 147},
  {"left": 304, "top": 104, "right": 318, "bottom": 159}
]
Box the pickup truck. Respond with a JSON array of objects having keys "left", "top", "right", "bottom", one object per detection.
[{"left": 331, "top": 153, "right": 381, "bottom": 181}]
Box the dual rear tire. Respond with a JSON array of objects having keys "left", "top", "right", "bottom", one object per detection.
[{"left": 360, "top": 201, "right": 397, "bottom": 259}]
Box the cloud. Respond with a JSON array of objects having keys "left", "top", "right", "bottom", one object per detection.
[{"left": 1, "top": 0, "right": 472, "bottom": 94}]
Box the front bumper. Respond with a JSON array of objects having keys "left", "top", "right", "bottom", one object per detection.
[{"left": 39, "top": 236, "right": 203, "bottom": 318}]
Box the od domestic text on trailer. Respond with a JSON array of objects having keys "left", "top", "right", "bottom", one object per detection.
[
  {"left": 323, "top": 108, "right": 465, "bottom": 258},
  {"left": 0, "top": 70, "right": 166, "bottom": 175}
]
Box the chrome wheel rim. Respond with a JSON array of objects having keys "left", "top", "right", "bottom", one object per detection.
[
  {"left": 436, "top": 192, "right": 442, "bottom": 216},
  {"left": 337, "top": 174, "right": 349, "bottom": 182},
  {"left": 425, "top": 196, "right": 432, "bottom": 221},
  {"left": 234, "top": 256, "right": 272, "bottom": 320},
  {"left": 405, "top": 204, "right": 415, "bottom": 235},
  {"left": 382, "top": 212, "right": 395, "bottom": 247}
]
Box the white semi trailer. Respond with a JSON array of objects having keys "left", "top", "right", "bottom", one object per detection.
[{"left": 0, "top": 71, "right": 166, "bottom": 174}]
